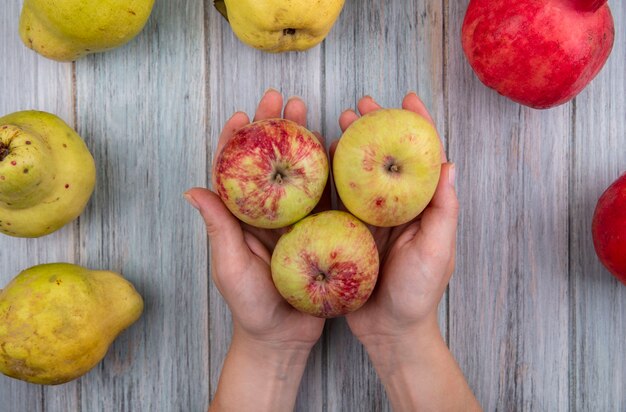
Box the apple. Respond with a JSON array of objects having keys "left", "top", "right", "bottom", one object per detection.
[
  {"left": 214, "top": 118, "right": 329, "bottom": 229},
  {"left": 271, "top": 211, "right": 379, "bottom": 318},
  {"left": 592, "top": 173, "right": 626, "bottom": 285},
  {"left": 217, "top": 0, "right": 345, "bottom": 52},
  {"left": 461, "top": 0, "right": 614, "bottom": 109},
  {"left": 333, "top": 109, "right": 442, "bottom": 227}
]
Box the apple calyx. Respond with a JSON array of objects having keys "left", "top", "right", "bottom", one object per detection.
[
  {"left": 271, "top": 166, "right": 288, "bottom": 185},
  {"left": 384, "top": 157, "right": 401, "bottom": 174},
  {"left": 570, "top": 0, "right": 609, "bottom": 12},
  {"left": 283, "top": 28, "right": 297, "bottom": 36},
  {"left": 315, "top": 273, "right": 326, "bottom": 282}
]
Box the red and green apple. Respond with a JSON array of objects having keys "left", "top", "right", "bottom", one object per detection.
[
  {"left": 333, "top": 109, "right": 442, "bottom": 227},
  {"left": 214, "top": 118, "right": 329, "bottom": 229},
  {"left": 271, "top": 210, "right": 379, "bottom": 318}
]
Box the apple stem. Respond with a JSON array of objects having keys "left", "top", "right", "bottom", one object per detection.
[
  {"left": 389, "top": 164, "right": 400, "bottom": 173},
  {"left": 0, "top": 142, "right": 9, "bottom": 162},
  {"left": 571, "top": 0, "right": 608, "bottom": 12},
  {"left": 275, "top": 174, "right": 284, "bottom": 185}
]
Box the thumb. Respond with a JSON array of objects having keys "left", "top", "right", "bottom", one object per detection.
[
  {"left": 184, "top": 188, "right": 248, "bottom": 260},
  {"left": 416, "top": 163, "right": 459, "bottom": 249}
]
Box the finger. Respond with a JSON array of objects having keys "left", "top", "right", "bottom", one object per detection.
[
  {"left": 414, "top": 163, "right": 459, "bottom": 250},
  {"left": 339, "top": 109, "right": 359, "bottom": 132},
  {"left": 243, "top": 231, "right": 272, "bottom": 265},
  {"left": 254, "top": 88, "right": 283, "bottom": 121},
  {"left": 184, "top": 188, "right": 250, "bottom": 264},
  {"left": 402, "top": 92, "right": 435, "bottom": 125},
  {"left": 402, "top": 92, "right": 447, "bottom": 162},
  {"left": 357, "top": 95, "right": 383, "bottom": 116},
  {"left": 213, "top": 111, "right": 250, "bottom": 165},
  {"left": 283, "top": 96, "right": 307, "bottom": 126},
  {"left": 241, "top": 224, "right": 282, "bottom": 254}
]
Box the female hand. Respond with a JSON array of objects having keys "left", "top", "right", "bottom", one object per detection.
[
  {"left": 334, "top": 93, "right": 479, "bottom": 411},
  {"left": 336, "top": 92, "right": 458, "bottom": 344},
  {"left": 185, "top": 89, "right": 328, "bottom": 411}
]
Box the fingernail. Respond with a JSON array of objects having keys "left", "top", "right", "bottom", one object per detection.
[
  {"left": 184, "top": 192, "right": 200, "bottom": 210},
  {"left": 448, "top": 163, "right": 456, "bottom": 187},
  {"left": 287, "top": 95, "right": 303, "bottom": 102},
  {"left": 408, "top": 90, "right": 418, "bottom": 96},
  {"left": 264, "top": 87, "right": 280, "bottom": 96}
]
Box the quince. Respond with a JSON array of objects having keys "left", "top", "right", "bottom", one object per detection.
[
  {"left": 0, "top": 263, "right": 144, "bottom": 385},
  {"left": 0, "top": 111, "right": 96, "bottom": 238},
  {"left": 221, "top": 0, "right": 345, "bottom": 52},
  {"left": 19, "top": 0, "right": 155, "bottom": 61}
]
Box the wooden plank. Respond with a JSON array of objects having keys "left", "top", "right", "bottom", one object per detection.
[
  {"left": 571, "top": 3, "right": 626, "bottom": 410},
  {"left": 0, "top": 1, "right": 77, "bottom": 410},
  {"left": 74, "top": 0, "right": 208, "bottom": 410},
  {"left": 205, "top": 9, "right": 326, "bottom": 411},
  {"left": 322, "top": 1, "right": 445, "bottom": 410},
  {"left": 446, "top": 0, "right": 570, "bottom": 410}
]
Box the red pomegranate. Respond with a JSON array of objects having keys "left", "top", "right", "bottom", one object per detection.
[
  {"left": 592, "top": 173, "right": 626, "bottom": 285},
  {"left": 462, "top": 0, "right": 614, "bottom": 109}
]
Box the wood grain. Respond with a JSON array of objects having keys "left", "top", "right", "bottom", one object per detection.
[
  {"left": 74, "top": 0, "right": 208, "bottom": 410},
  {"left": 571, "top": 4, "right": 626, "bottom": 411},
  {"left": 447, "top": 1, "right": 570, "bottom": 410}
]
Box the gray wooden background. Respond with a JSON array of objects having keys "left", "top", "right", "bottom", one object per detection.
[{"left": 1, "top": 0, "right": 625, "bottom": 411}]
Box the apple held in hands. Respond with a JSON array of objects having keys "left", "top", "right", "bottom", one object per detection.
[
  {"left": 215, "top": 119, "right": 329, "bottom": 229},
  {"left": 271, "top": 211, "right": 379, "bottom": 318},
  {"left": 333, "top": 109, "right": 442, "bottom": 227},
  {"left": 218, "top": 0, "right": 345, "bottom": 52},
  {"left": 0, "top": 111, "right": 96, "bottom": 238},
  {"left": 461, "top": 0, "right": 614, "bottom": 109},
  {"left": 592, "top": 173, "right": 626, "bottom": 285}
]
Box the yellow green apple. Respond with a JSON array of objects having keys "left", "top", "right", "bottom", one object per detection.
[
  {"left": 0, "top": 263, "right": 143, "bottom": 385},
  {"left": 214, "top": 118, "right": 329, "bottom": 229},
  {"left": 333, "top": 109, "right": 442, "bottom": 227},
  {"left": 20, "top": 0, "right": 155, "bottom": 62},
  {"left": 219, "top": 0, "right": 345, "bottom": 52},
  {"left": 0, "top": 111, "right": 96, "bottom": 238},
  {"left": 271, "top": 211, "right": 379, "bottom": 318}
]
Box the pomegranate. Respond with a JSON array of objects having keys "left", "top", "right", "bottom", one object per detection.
[{"left": 462, "top": 0, "right": 614, "bottom": 109}]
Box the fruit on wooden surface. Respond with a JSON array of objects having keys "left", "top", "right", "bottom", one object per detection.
[
  {"left": 333, "top": 109, "right": 442, "bottom": 227},
  {"left": 0, "top": 263, "right": 143, "bottom": 385},
  {"left": 462, "top": 0, "right": 614, "bottom": 109},
  {"left": 215, "top": 118, "right": 329, "bottom": 229},
  {"left": 592, "top": 173, "right": 626, "bottom": 285},
  {"left": 20, "top": 0, "right": 155, "bottom": 61},
  {"left": 0, "top": 111, "right": 96, "bottom": 238},
  {"left": 219, "top": 0, "right": 345, "bottom": 52},
  {"left": 271, "top": 211, "right": 379, "bottom": 318}
]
